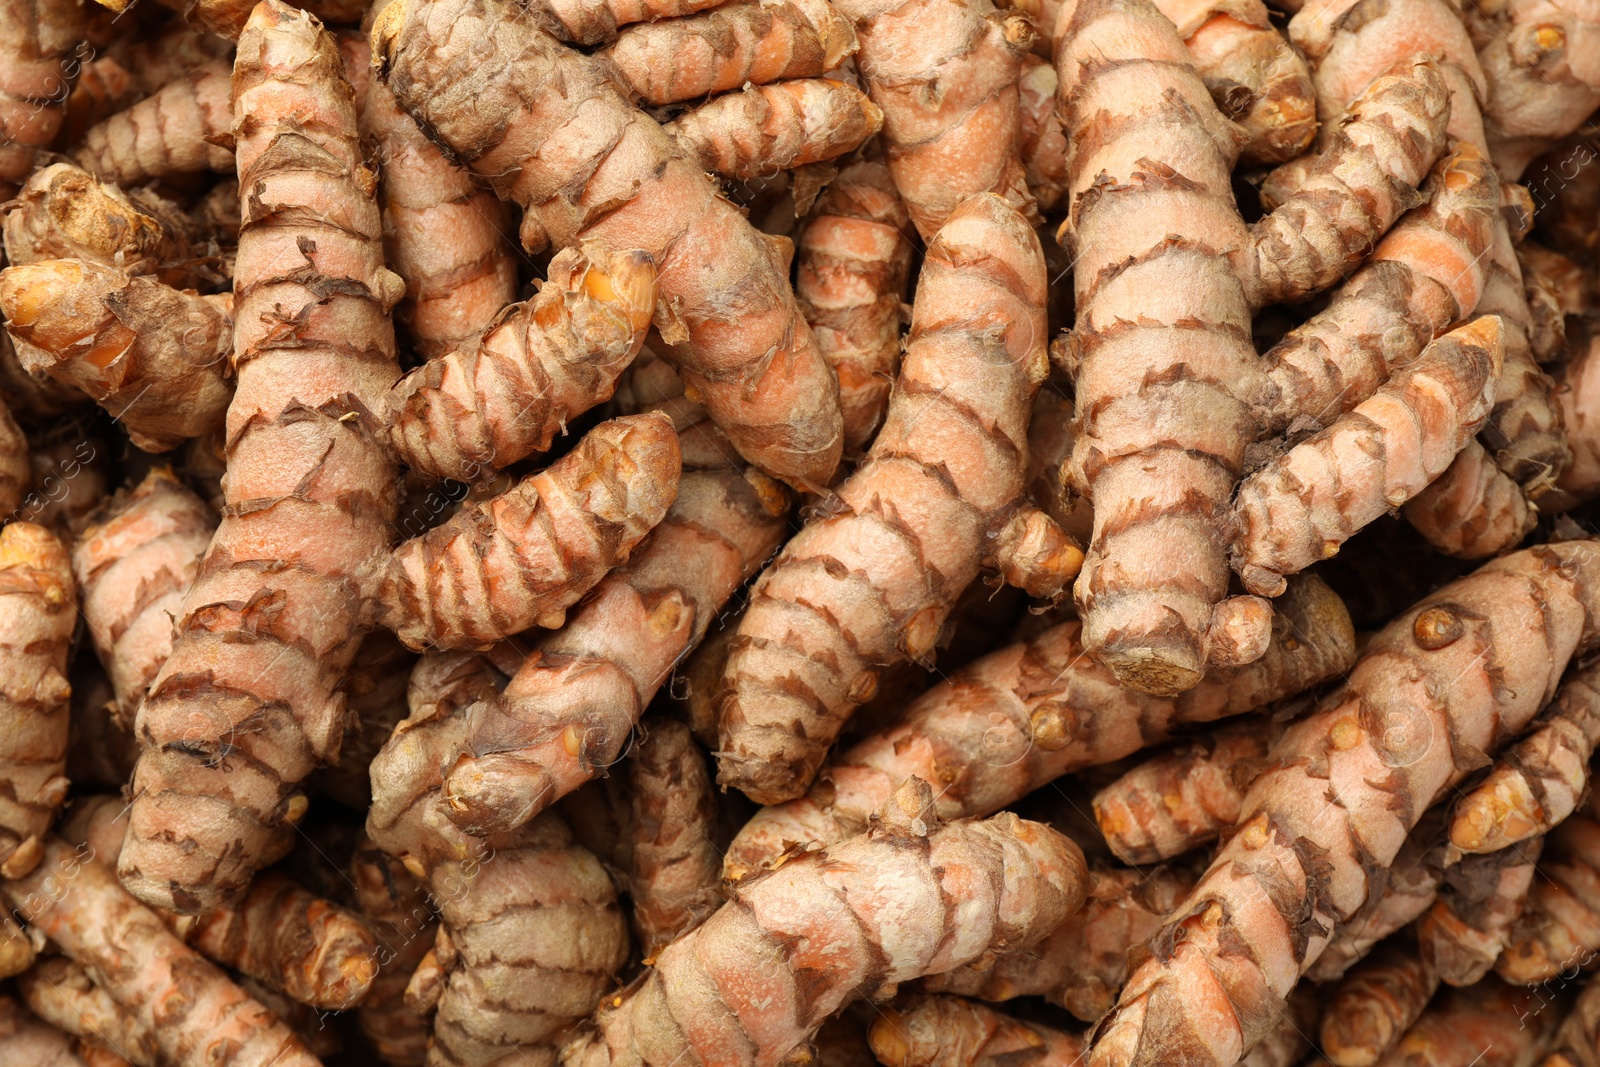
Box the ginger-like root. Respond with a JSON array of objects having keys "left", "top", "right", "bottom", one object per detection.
[
  {"left": 838, "top": 0, "right": 1034, "bottom": 238},
  {"left": 371, "top": 0, "right": 845, "bottom": 492},
  {"left": 0, "top": 995, "right": 96, "bottom": 1067},
  {"left": 1370, "top": 978, "right": 1557, "bottom": 1066},
  {"left": 666, "top": 78, "right": 882, "bottom": 181},
  {"left": 57, "top": 54, "right": 137, "bottom": 149},
  {"left": 529, "top": 0, "right": 728, "bottom": 44},
  {"left": 379, "top": 413, "right": 681, "bottom": 652},
  {"left": 349, "top": 836, "right": 435, "bottom": 1067},
  {"left": 1152, "top": 0, "right": 1317, "bottom": 165},
  {"left": 119, "top": 0, "right": 405, "bottom": 916},
  {"left": 18, "top": 956, "right": 161, "bottom": 1067},
  {"left": 1093, "top": 717, "right": 1272, "bottom": 865},
  {"left": 1016, "top": 55, "right": 1068, "bottom": 212},
  {"left": 869, "top": 995, "right": 1086, "bottom": 1067},
  {"left": 794, "top": 160, "right": 913, "bottom": 455},
  {"left": 1416, "top": 839, "right": 1542, "bottom": 986},
  {"left": 627, "top": 717, "right": 724, "bottom": 958},
  {"left": 1403, "top": 439, "right": 1537, "bottom": 559},
  {"left": 600, "top": 0, "right": 856, "bottom": 104},
  {"left": 723, "top": 575, "right": 1352, "bottom": 878},
  {"left": 366, "top": 652, "right": 631, "bottom": 1067},
  {"left": 0, "top": 522, "right": 74, "bottom": 881},
  {"left": 717, "top": 194, "right": 1060, "bottom": 805},
  {"left": 2, "top": 163, "right": 192, "bottom": 280},
  {"left": 2, "top": 837, "right": 321, "bottom": 1067},
  {"left": 312, "top": 631, "right": 415, "bottom": 810},
  {"left": 1475, "top": 0, "right": 1600, "bottom": 180},
  {"left": 1497, "top": 794, "right": 1600, "bottom": 985},
  {"left": 0, "top": 394, "right": 28, "bottom": 519},
  {"left": 0, "top": 260, "right": 233, "bottom": 452},
  {"left": 73, "top": 60, "right": 233, "bottom": 185},
  {"left": 1232, "top": 315, "right": 1505, "bottom": 596},
  {"left": 437, "top": 386, "right": 787, "bottom": 833},
  {"left": 1451, "top": 661, "right": 1600, "bottom": 857},
  {"left": 363, "top": 77, "right": 517, "bottom": 362},
  {"left": 562, "top": 777, "right": 1089, "bottom": 1067},
  {"left": 921, "top": 864, "right": 1197, "bottom": 1021},
  {"left": 72, "top": 469, "right": 215, "bottom": 728},
  {"left": 1320, "top": 939, "right": 1438, "bottom": 1067},
  {"left": 385, "top": 246, "right": 657, "bottom": 483},
  {"left": 0, "top": 0, "right": 86, "bottom": 197},
  {"left": 1088, "top": 541, "right": 1600, "bottom": 1067}
]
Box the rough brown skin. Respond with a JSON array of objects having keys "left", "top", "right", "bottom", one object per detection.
[
  {"left": 627, "top": 717, "right": 724, "bottom": 958},
  {"left": 1151, "top": 0, "right": 1317, "bottom": 165},
  {"left": 716, "top": 194, "right": 1070, "bottom": 805},
  {"left": 1232, "top": 315, "right": 1505, "bottom": 595},
  {"left": 363, "top": 76, "right": 517, "bottom": 362},
  {"left": 1371, "top": 978, "right": 1558, "bottom": 1067},
  {"left": 869, "top": 995, "right": 1087, "bottom": 1067},
  {"left": 1094, "top": 718, "right": 1273, "bottom": 865},
  {"left": 1403, "top": 439, "right": 1537, "bottom": 559},
  {"left": 71, "top": 469, "right": 215, "bottom": 728},
  {"left": 794, "top": 160, "right": 913, "bottom": 456},
  {"left": 0, "top": 995, "right": 94, "bottom": 1067},
  {"left": 0, "top": 394, "right": 29, "bottom": 519},
  {"left": 1473, "top": 0, "right": 1600, "bottom": 180},
  {"left": 722, "top": 573, "right": 1353, "bottom": 877},
  {"left": 384, "top": 246, "right": 658, "bottom": 483},
  {"left": 1088, "top": 542, "right": 1600, "bottom": 1067},
  {"left": 1320, "top": 939, "right": 1438, "bottom": 1067},
  {"left": 3, "top": 837, "right": 321, "bottom": 1067},
  {"left": 600, "top": 0, "right": 857, "bottom": 105},
  {"left": 437, "top": 383, "right": 788, "bottom": 834},
  {"left": 1450, "top": 660, "right": 1600, "bottom": 857},
  {"left": 0, "top": 522, "right": 74, "bottom": 881},
  {"left": 2, "top": 163, "right": 193, "bottom": 282},
  {"left": 1498, "top": 793, "right": 1600, "bottom": 985},
  {"left": 312, "top": 630, "right": 416, "bottom": 809},
  {"left": 921, "top": 864, "right": 1197, "bottom": 1021},
  {"left": 0, "top": 0, "right": 86, "bottom": 198},
  {"left": 836, "top": 0, "right": 1035, "bottom": 239},
  {"left": 73, "top": 59, "right": 233, "bottom": 185},
  {"left": 370, "top": 0, "right": 845, "bottom": 493},
  {"left": 18, "top": 956, "right": 162, "bottom": 1067},
  {"left": 350, "top": 835, "right": 435, "bottom": 1067},
  {"left": 1416, "top": 839, "right": 1543, "bottom": 986},
  {"left": 366, "top": 652, "right": 631, "bottom": 1067},
  {"left": 562, "top": 776, "right": 1089, "bottom": 1067},
  {"left": 119, "top": 0, "right": 405, "bottom": 916},
  {"left": 379, "top": 413, "right": 681, "bottom": 653},
  {"left": 666, "top": 78, "right": 883, "bottom": 181},
  {"left": 0, "top": 260, "right": 234, "bottom": 452}
]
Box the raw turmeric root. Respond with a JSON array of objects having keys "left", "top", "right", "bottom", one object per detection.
[
  {"left": 313, "top": 631, "right": 415, "bottom": 810},
  {"left": 1093, "top": 717, "right": 1273, "bottom": 865},
  {"left": 529, "top": 0, "right": 729, "bottom": 45},
  {"left": 71, "top": 468, "right": 215, "bottom": 727},
  {"left": 437, "top": 389, "right": 787, "bottom": 833},
  {"left": 73, "top": 59, "right": 233, "bottom": 185},
  {"left": 0, "top": 995, "right": 99, "bottom": 1067},
  {"left": 1320, "top": 939, "right": 1439, "bottom": 1067},
  {"left": 868, "top": 995, "right": 1086, "bottom": 1067},
  {"left": 1416, "top": 840, "right": 1543, "bottom": 986},
  {"left": 627, "top": 717, "right": 724, "bottom": 958},
  {"left": 1231, "top": 315, "right": 1505, "bottom": 596},
  {"left": 665, "top": 79, "right": 883, "bottom": 181},
  {"left": 1450, "top": 660, "right": 1600, "bottom": 857},
  {"left": 3, "top": 836, "right": 321, "bottom": 1067},
  {"left": 716, "top": 193, "right": 1066, "bottom": 805},
  {"left": 599, "top": 0, "right": 856, "bottom": 104},
  {"left": 722, "top": 572, "right": 1353, "bottom": 877},
  {"left": 1474, "top": 0, "right": 1600, "bottom": 180},
  {"left": 0, "top": 522, "right": 75, "bottom": 880},
  {"left": 1497, "top": 793, "right": 1600, "bottom": 985},
  {"left": 371, "top": 0, "right": 846, "bottom": 492},
  {"left": 2, "top": 162, "right": 193, "bottom": 281},
  {"left": 921, "top": 864, "right": 1197, "bottom": 1021},
  {"left": 379, "top": 413, "right": 681, "bottom": 652},
  {"left": 1088, "top": 541, "right": 1600, "bottom": 1067},
  {"left": 0, "top": 0, "right": 86, "bottom": 198},
  {"left": 18, "top": 956, "right": 161, "bottom": 1067},
  {"left": 363, "top": 77, "right": 517, "bottom": 362},
  {"left": 119, "top": 0, "right": 405, "bottom": 915},
  {"left": 837, "top": 0, "right": 1034, "bottom": 238},
  {"left": 384, "top": 246, "right": 657, "bottom": 482},
  {"left": 366, "top": 651, "right": 631, "bottom": 1067},
  {"left": 1366, "top": 977, "right": 1558, "bottom": 1066},
  {"left": 1403, "top": 439, "right": 1537, "bottom": 559},
  {"left": 0, "top": 260, "right": 234, "bottom": 452},
  {"left": 794, "top": 160, "right": 913, "bottom": 456},
  {"left": 349, "top": 835, "right": 434, "bottom": 1067},
  {"left": 562, "top": 776, "right": 1089, "bottom": 1067},
  {"left": 1015, "top": 55, "right": 1068, "bottom": 212}
]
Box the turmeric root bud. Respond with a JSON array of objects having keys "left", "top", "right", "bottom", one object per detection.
[
  {"left": 379, "top": 413, "right": 682, "bottom": 651},
  {"left": 667, "top": 78, "right": 883, "bottom": 181},
  {"left": 384, "top": 246, "right": 659, "bottom": 482}
]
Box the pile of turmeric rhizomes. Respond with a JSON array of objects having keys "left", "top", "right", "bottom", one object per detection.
[{"left": 1, "top": 0, "right": 1600, "bottom": 1061}]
